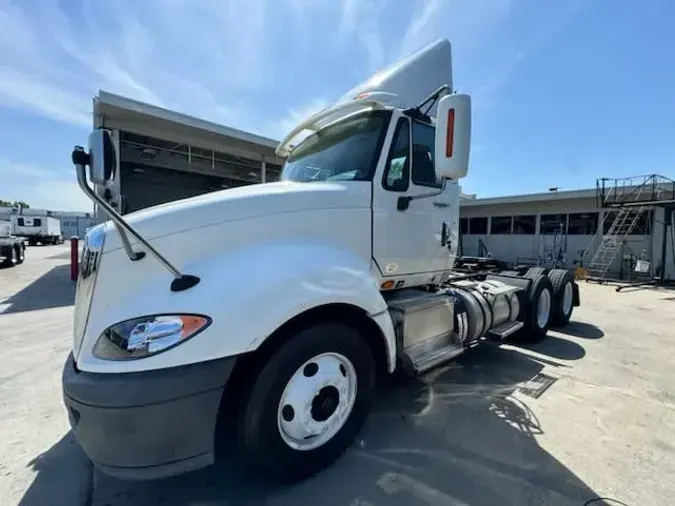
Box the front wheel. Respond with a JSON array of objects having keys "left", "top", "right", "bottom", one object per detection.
[{"left": 236, "top": 322, "right": 375, "bottom": 482}]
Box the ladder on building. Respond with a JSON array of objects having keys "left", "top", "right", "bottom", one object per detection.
[
  {"left": 584, "top": 174, "right": 675, "bottom": 281},
  {"left": 585, "top": 206, "right": 647, "bottom": 280}
]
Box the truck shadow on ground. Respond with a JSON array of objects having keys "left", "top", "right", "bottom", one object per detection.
[
  {"left": 39, "top": 337, "right": 611, "bottom": 506},
  {"left": 508, "top": 332, "right": 588, "bottom": 361},
  {"left": 554, "top": 321, "right": 604, "bottom": 340},
  {"left": 1, "top": 265, "right": 74, "bottom": 315},
  {"left": 18, "top": 432, "right": 93, "bottom": 506}
]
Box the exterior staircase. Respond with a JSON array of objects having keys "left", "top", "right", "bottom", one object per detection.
[{"left": 584, "top": 175, "right": 675, "bottom": 281}]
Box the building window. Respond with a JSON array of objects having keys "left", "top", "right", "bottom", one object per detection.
[
  {"left": 459, "top": 218, "right": 468, "bottom": 235},
  {"left": 468, "top": 217, "right": 488, "bottom": 234},
  {"left": 540, "top": 214, "right": 567, "bottom": 235},
  {"left": 513, "top": 215, "right": 536, "bottom": 235},
  {"left": 490, "top": 216, "right": 512, "bottom": 234},
  {"left": 568, "top": 212, "right": 598, "bottom": 235},
  {"left": 603, "top": 210, "right": 651, "bottom": 235}
]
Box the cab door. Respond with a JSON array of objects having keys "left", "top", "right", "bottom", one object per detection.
[{"left": 372, "top": 115, "right": 457, "bottom": 279}]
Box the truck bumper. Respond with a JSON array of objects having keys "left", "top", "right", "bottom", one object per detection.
[{"left": 62, "top": 353, "right": 237, "bottom": 480}]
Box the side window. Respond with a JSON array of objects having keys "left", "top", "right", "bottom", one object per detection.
[
  {"left": 34, "top": 218, "right": 42, "bottom": 226},
  {"left": 17, "top": 218, "right": 24, "bottom": 226},
  {"left": 382, "top": 118, "right": 410, "bottom": 192},
  {"left": 411, "top": 121, "right": 442, "bottom": 188}
]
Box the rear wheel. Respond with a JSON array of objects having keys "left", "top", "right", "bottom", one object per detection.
[
  {"left": 2, "top": 246, "right": 17, "bottom": 267},
  {"left": 236, "top": 322, "right": 375, "bottom": 482},
  {"left": 549, "top": 269, "right": 575, "bottom": 326},
  {"left": 15, "top": 244, "right": 24, "bottom": 264},
  {"left": 513, "top": 274, "right": 554, "bottom": 342},
  {"left": 525, "top": 267, "right": 548, "bottom": 278}
]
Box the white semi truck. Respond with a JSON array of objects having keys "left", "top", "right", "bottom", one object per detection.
[
  {"left": 0, "top": 220, "right": 26, "bottom": 267},
  {"left": 62, "top": 39, "right": 580, "bottom": 482},
  {"left": 10, "top": 215, "right": 63, "bottom": 245}
]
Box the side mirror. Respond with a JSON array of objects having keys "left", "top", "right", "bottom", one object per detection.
[
  {"left": 88, "top": 129, "right": 116, "bottom": 184},
  {"left": 434, "top": 93, "right": 471, "bottom": 180}
]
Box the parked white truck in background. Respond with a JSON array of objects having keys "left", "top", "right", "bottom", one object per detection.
[
  {"left": 0, "top": 220, "right": 26, "bottom": 267},
  {"left": 62, "top": 39, "right": 580, "bottom": 482},
  {"left": 10, "top": 215, "right": 63, "bottom": 245}
]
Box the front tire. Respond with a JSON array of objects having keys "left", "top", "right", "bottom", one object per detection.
[{"left": 237, "top": 322, "right": 375, "bottom": 482}]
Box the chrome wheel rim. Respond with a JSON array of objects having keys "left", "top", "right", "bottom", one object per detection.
[
  {"left": 537, "top": 288, "right": 552, "bottom": 328},
  {"left": 562, "top": 282, "right": 574, "bottom": 316},
  {"left": 277, "top": 352, "right": 357, "bottom": 451}
]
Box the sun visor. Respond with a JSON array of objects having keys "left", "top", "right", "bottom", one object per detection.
[{"left": 276, "top": 94, "right": 395, "bottom": 157}]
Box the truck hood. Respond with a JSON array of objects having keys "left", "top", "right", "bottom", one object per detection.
[{"left": 103, "top": 181, "right": 371, "bottom": 252}]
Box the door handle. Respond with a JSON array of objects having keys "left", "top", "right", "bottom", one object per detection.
[{"left": 433, "top": 201, "right": 449, "bottom": 208}]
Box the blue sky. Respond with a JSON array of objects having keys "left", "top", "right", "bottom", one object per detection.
[{"left": 0, "top": 0, "right": 674, "bottom": 211}]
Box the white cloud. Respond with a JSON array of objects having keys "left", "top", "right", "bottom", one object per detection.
[
  {"left": 268, "top": 98, "right": 330, "bottom": 143},
  {"left": 0, "top": 0, "right": 550, "bottom": 211},
  {"left": 338, "top": 0, "right": 386, "bottom": 73},
  {"left": 0, "top": 0, "right": 523, "bottom": 132},
  {"left": 0, "top": 156, "right": 92, "bottom": 211},
  {"left": 0, "top": 0, "right": 275, "bottom": 128}
]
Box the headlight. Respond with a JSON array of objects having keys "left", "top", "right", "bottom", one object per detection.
[{"left": 93, "top": 314, "right": 211, "bottom": 360}]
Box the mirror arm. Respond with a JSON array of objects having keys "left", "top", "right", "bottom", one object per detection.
[
  {"left": 72, "top": 147, "right": 200, "bottom": 292},
  {"left": 75, "top": 163, "right": 146, "bottom": 263},
  {"left": 397, "top": 179, "right": 448, "bottom": 211}
]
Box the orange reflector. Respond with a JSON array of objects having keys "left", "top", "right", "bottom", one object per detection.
[
  {"left": 179, "top": 315, "right": 209, "bottom": 339},
  {"left": 445, "top": 108, "right": 455, "bottom": 158},
  {"left": 381, "top": 280, "right": 396, "bottom": 290}
]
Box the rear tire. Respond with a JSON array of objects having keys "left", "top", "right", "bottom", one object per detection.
[
  {"left": 15, "top": 245, "right": 24, "bottom": 265},
  {"left": 236, "top": 322, "right": 376, "bottom": 483},
  {"left": 548, "top": 269, "right": 575, "bottom": 327},
  {"left": 525, "top": 267, "right": 548, "bottom": 278},
  {"left": 513, "top": 274, "right": 554, "bottom": 343},
  {"left": 2, "top": 246, "right": 17, "bottom": 268}
]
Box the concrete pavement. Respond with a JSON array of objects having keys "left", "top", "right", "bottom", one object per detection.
[{"left": 1, "top": 245, "right": 674, "bottom": 505}]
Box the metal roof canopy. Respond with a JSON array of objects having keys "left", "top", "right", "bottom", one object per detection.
[
  {"left": 460, "top": 188, "right": 598, "bottom": 207},
  {"left": 93, "top": 91, "right": 285, "bottom": 166}
]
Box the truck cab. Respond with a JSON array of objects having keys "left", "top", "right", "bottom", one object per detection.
[{"left": 62, "top": 39, "right": 579, "bottom": 483}]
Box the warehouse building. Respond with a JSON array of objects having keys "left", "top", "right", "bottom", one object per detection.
[
  {"left": 0, "top": 207, "right": 94, "bottom": 239},
  {"left": 92, "top": 91, "right": 286, "bottom": 218},
  {"left": 459, "top": 183, "right": 675, "bottom": 281}
]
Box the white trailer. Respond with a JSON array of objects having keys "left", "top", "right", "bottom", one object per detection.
[
  {"left": 10, "top": 215, "right": 63, "bottom": 245},
  {"left": 0, "top": 220, "right": 26, "bottom": 267},
  {"left": 62, "top": 39, "right": 580, "bottom": 482}
]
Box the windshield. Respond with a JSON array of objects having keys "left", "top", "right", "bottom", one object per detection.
[{"left": 281, "top": 110, "right": 391, "bottom": 183}]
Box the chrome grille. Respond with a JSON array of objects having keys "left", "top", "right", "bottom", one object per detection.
[{"left": 72, "top": 224, "right": 105, "bottom": 359}]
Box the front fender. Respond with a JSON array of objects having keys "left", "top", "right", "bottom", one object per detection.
[{"left": 79, "top": 240, "right": 395, "bottom": 373}]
